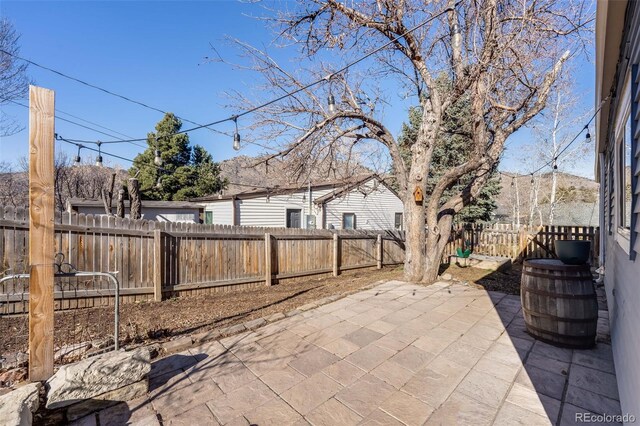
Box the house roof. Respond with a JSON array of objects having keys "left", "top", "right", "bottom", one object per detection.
[
  {"left": 595, "top": 0, "right": 629, "bottom": 179},
  {"left": 68, "top": 198, "right": 204, "bottom": 209},
  {"left": 313, "top": 175, "right": 401, "bottom": 205},
  {"left": 192, "top": 174, "right": 387, "bottom": 202}
]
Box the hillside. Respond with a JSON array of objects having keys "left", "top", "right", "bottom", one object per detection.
[
  {"left": 494, "top": 172, "right": 600, "bottom": 226},
  {"left": 218, "top": 155, "right": 371, "bottom": 194}
]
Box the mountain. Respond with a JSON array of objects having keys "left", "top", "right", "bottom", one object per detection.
[
  {"left": 218, "top": 155, "right": 372, "bottom": 194},
  {"left": 493, "top": 171, "right": 600, "bottom": 226}
]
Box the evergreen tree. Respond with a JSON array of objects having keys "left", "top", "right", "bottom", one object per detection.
[
  {"left": 131, "top": 113, "right": 227, "bottom": 200},
  {"left": 397, "top": 82, "right": 501, "bottom": 223}
]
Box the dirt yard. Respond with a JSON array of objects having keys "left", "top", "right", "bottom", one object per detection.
[
  {"left": 440, "top": 262, "right": 522, "bottom": 295},
  {"left": 1, "top": 267, "right": 403, "bottom": 360}
]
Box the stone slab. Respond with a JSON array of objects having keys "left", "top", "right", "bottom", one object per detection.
[
  {"left": 66, "top": 379, "right": 148, "bottom": 421},
  {"left": 0, "top": 382, "right": 41, "bottom": 426},
  {"left": 46, "top": 348, "right": 151, "bottom": 410}
]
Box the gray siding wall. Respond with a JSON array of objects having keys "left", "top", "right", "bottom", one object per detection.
[
  {"left": 201, "top": 180, "right": 403, "bottom": 230},
  {"left": 602, "top": 1, "right": 640, "bottom": 418},
  {"left": 325, "top": 181, "right": 404, "bottom": 230},
  {"left": 603, "top": 241, "right": 640, "bottom": 418},
  {"left": 205, "top": 200, "right": 234, "bottom": 226},
  {"left": 236, "top": 188, "right": 333, "bottom": 228}
]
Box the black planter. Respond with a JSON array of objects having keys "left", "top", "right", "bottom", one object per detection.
[{"left": 554, "top": 240, "right": 591, "bottom": 265}]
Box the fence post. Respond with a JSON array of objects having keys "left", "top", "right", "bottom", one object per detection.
[
  {"left": 153, "top": 229, "right": 163, "bottom": 302},
  {"left": 376, "top": 234, "right": 382, "bottom": 269},
  {"left": 28, "top": 85, "right": 55, "bottom": 382},
  {"left": 333, "top": 233, "right": 340, "bottom": 276},
  {"left": 265, "top": 233, "right": 272, "bottom": 286}
]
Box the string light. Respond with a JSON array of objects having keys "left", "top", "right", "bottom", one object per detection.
[
  {"left": 154, "top": 149, "right": 163, "bottom": 166},
  {"left": 155, "top": 176, "right": 162, "bottom": 189},
  {"left": 585, "top": 126, "right": 591, "bottom": 143},
  {"left": 95, "top": 141, "right": 103, "bottom": 167},
  {"left": 20, "top": 3, "right": 458, "bottom": 147},
  {"left": 328, "top": 94, "right": 336, "bottom": 113},
  {"left": 233, "top": 116, "right": 241, "bottom": 151},
  {"left": 74, "top": 145, "right": 82, "bottom": 166}
]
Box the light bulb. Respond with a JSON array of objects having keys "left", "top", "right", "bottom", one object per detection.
[
  {"left": 154, "top": 150, "right": 163, "bottom": 166},
  {"left": 328, "top": 94, "right": 336, "bottom": 113},
  {"left": 95, "top": 156, "right": 103, "bottom": 167},
  {"left": 233, "top": 132, "right": 241, "bottom": 151},
  {"left": 74, "top": 155, "right": 81, "bottom": 166}
]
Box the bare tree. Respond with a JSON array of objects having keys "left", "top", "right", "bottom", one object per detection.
[
  {"left": 527, "top": 80, "right": 591, "bottom": 225},
  {"left": 0, "top": 18, "right": 30, "bottom": 136},
  {"left": 9, "top": 154, "right": 127, "bottom": 212},
  {"left": 0, "top": 161, "right": 28, "bottom": 207},
  {"left": 220, "top": 0, "right": 591, "bottom": 281}
]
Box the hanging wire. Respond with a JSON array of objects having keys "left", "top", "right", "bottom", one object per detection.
[
  {"left": 5, "top": 2, "right": 459, "bottom": 146},
  {"left": 56, "top": 135, "right": 168, "bottom": 173},
  {"left": 0, "top": 97, "right": 147, "bottom": 148}
]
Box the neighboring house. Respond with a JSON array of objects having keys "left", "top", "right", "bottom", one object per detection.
[
  {"left": 595, "top": 0, "right": 639, "bottom": 418},
  {"left": 67, "top": 198, "right": 204, "bottom": 223},
  {"left": 194, "top": 175, "right": 405, "bottom": 230}
]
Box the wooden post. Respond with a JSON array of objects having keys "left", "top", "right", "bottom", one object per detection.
[
  {"left": 333, "top": 233, "right": 340, "bottom": 276},
  {"left": 153, "top": 229, "right": 163, "bottom": 301},
  {"left": 265, "top": 233, "right": 272, "bottom": 286},
  {"left": 376, "top": 234, "right": 383, "bottom": 269},
  {"left": 28, "top": 85, "right": 55, "bottom": 381}
]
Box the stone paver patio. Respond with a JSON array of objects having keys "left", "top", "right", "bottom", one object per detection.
[{"left": 79, "top": 280, "right": 621, "bottom": 425}]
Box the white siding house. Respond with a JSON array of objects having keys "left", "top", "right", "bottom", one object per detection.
[
  {"left": 68, "top": 198, "right": 204, "bottom": 223},
  {"left": 196, "top": 175, "right": 404, "bottom": 231},
  {"left": 595, "top": 0, "right": 639, "bottom": 418}
]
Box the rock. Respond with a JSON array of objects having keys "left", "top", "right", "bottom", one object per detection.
[
  {"left": 192, "top": 330, "right": 221, "bottom": 344},
  {"left": 243, "top": 318, "right": 267, "bottom": 330},
  {"left": 66, "top": 379, "right": 148, "bottom": 421},
  {"left": 219, "top": 324, "right": 246, "bottom": 336},
  {"left": 266, "top": 312, "right": 286, "bottom": 322},
  {"left": 45, "top": 348, "right": 151, "bottom": 410},
  {"left": 0, "top": 368, "right": 27, "bottom": 387},
  {"left": 0, "top": 352, "right": 28, "bottom": 370},
  {"left": 298, "top": 302, "right": 319, "bottom": 312},
  {"left": 55, "top": 342, "right": 92, "bottom": 362},
  {"left": 161, "top": 337, "right": 193, "bottom": 354},
  {"left": 441, "top": 273, "right": 453, "bottom": 281},
  {"left": 0, "top": 382, "right": 41, "bottom": 426}
]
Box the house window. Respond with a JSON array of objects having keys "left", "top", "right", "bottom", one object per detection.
[
  {"left": 343, "top": 213, "right": 356, "bottom": 230},
  {"left": 614, "top": 73, "right": 632, "bottom": 250},
  {"left": 205, "top": 211, "right": 213, "bottom": 224},
  {"left": 620, "top": 113, "right": 632, "bottom": 230},
  {"left": 394, "top": 213, "right": 403, "bottom": 230},
  {"left": 286, "top": 209, "right": 302, "bottom": 228}
]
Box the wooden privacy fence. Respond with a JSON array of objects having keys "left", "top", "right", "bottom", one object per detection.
[
  {"left": 442, "top": 223, "right": 599, "bottom": 265},
  {"left": 0, "top": 205, "right": 405, "bottom": 313}
]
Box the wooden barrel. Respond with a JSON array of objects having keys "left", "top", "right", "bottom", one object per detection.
[{"left": 521, "top": 259, "right": 597, "bottom": 348}]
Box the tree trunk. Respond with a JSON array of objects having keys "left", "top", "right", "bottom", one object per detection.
[
  {"left": 129, "top": 178, "right": 142, "bottom": 220},
  {"left": 402, "top": 196, "right": 425, "bottom": 282},
  {"left": 101, "top": 172, "right": 116, "bottom": 216},
  {"left": 549, "top": 168, "right": 558, "bottom": 225},
  {"left": 116, "top": 189, "right": 125, "bottom": 218}
]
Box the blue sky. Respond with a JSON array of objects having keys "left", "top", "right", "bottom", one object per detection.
[{"left": 0, "top": 1, "right": 596, "bottom": 178}]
